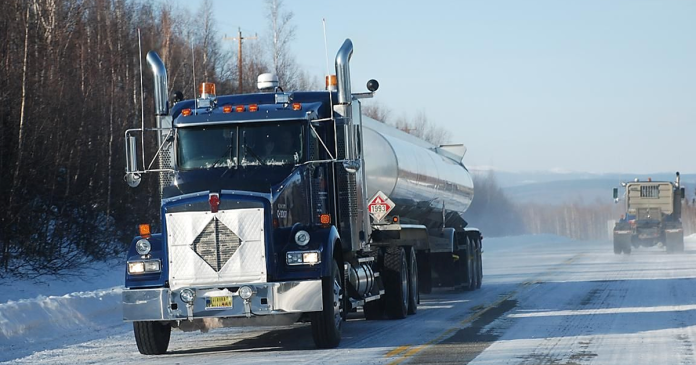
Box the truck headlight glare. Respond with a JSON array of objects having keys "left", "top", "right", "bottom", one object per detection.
[
  {"left": 135, "top": 239, "right": 151, "bottom": 255},
  {"left": 303, "top": 252, "right": 319, "bottom": 264},
  {"left": 128, "top": 261, "right": 144, "bottom": 274},
  {"left": 238, "top": 286, "right": 253, "bottom": 300},
  {"left": 180, "top": 288, "right": 196, "bottom": 304},
  {"left": 295, "top": 230, "right": 310, "bottom": 246}
]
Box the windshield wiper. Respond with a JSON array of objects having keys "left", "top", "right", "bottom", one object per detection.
[
  {"left": 243, "top": 144, "right": 266, "bottom": 166},
  {"left": 211, "top": 144, "right": 235, "bottom": 168}
]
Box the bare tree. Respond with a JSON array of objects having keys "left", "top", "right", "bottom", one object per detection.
[
  {"left": 362, "top": 102, "right": 390, "bottom": 123},
  {"left": 393, "top": 111, "right": 450, "bottom": 145},
  {"left": 265, "top": 0, "right": 299, "bottom": 90}
]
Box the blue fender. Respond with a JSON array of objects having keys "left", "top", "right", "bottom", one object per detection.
[{"left": 311, "top": 225, "right": 341, "bottom": 277}]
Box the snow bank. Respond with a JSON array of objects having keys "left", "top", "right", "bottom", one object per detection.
[{"left": 0, "top": 261, "right": 127, "bottom": 362}]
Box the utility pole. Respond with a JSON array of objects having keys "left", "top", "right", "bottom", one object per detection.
[{"left": 224, "top": 28, "right": 257, "bottom": 93}]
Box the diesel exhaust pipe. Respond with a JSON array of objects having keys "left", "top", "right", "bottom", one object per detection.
[
  {"left": 335, "top": 39, "right": 353, "bottom": 105},
  {"left": 146, "top": 51, "right": 169, "bottom": 116}
]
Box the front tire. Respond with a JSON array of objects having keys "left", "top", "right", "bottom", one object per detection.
[
  {"left": 133, "top": 321, "right": 171, "bottom": 355},
  {"left": 311, "top": 259, "right": 343, "bottom": 348}
]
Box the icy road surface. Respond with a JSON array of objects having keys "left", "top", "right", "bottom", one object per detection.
[{"left": 3, "top": 234, "right": 696, "bottom": 364}]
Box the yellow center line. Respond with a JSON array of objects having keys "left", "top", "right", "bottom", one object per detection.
[
  {"left": 385, "top": 291, "right": 517, "bottom": 365},
  {"left": 384, "top": 252, "right": 585, "bottom": 365},
  {"left": 385, "top": 345, "right": 410, "bottom": 357}
]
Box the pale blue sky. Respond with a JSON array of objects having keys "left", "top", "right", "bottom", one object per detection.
[{"left": 178, "top": 0, "right": 696, "bottom": 173}]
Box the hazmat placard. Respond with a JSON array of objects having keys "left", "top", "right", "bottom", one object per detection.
[{"left": 367, "top": 191, "right": 395, "bottom": 222}]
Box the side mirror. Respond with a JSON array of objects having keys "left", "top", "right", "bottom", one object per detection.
[
  {"left": 681, "top": 187, "right": 685, "bottom": 199},
  {"left": 613, "top": 187, "right": 618, "bottom": 200},
  {"left": 125, "top": 135, "right": 141, "bottom": 187}
]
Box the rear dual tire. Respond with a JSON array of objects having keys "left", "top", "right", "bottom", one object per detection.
[
  {"left": 384, "top": 246, "right": 409, "bottom": 319},
  {"left": 364, "top": 246, "right": 418, "bottom": 320}
]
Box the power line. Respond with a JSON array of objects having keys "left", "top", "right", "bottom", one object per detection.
[{"left": 223, "top": 28, "right": 258, "bottom": 93}]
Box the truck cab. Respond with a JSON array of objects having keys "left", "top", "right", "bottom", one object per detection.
[{"left": 613, "top": 173, "right": 685, "bottom": 254}]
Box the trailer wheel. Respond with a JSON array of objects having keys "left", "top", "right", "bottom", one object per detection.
[
  {"left": 311, "top": 259, "right": 343, "bottom": 348},
  {"left": 475, "top": 238, "right": 483, "bottom": 289},
  {"left": 407, "top": 248, "right": 418, "bottom": 315},
  {"left": 417, "top": 251, "right": 432, "bottom": 294},
  {"left": 464, "top": 237, "right": 476, "bottom": 291},
  {"left": 133, "top": 321, "right": 171, "bottom": 355},
  {"left": 383, "top": 246, "right": 408, "bottom": 319}
]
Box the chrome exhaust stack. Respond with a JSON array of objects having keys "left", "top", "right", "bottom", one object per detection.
[
  {"left": 146, "top": 51, "right": 174, "bottom": 195},
  {"left": 335, "top": 39, "right": 353, "bottom": 105},
  {"left": 146, "top": 51, "right": 169, "bottom": 116}
]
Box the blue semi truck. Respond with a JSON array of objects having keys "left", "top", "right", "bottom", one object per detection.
[{"left": 121, "top": 39, "right": 483, "bottom": 354}]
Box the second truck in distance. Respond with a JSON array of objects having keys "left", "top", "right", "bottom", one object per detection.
[{"left": 613, "top": 172, "right": 685, "bottom": 254}]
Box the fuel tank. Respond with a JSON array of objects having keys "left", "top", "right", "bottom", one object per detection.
[{"left": 361, "top": 116, "right": 474, "bottom": 224}]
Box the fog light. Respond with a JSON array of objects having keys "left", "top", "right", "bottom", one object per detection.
[
  {"left": 180, "top": 288, "right": 196, "bottom": 304},
  {"left": 238, "top": 286, "right": 253, "bottom": 300},
  {"left": 135, "top": 239, "right": 151, "bottom": 255}
]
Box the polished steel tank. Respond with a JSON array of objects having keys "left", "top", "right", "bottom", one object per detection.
[{"left": 361, "top": 116, "right": 474, "bottom": 222}]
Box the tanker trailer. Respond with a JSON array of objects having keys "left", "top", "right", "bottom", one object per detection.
[
  {"left": 360, "top": 116, "right": 482, "bottom": 318},
  {"left": 120, "top": 38, "right": 482, "bottom": 354}
]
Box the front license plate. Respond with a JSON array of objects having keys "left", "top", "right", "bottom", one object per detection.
[{"left": 205, "top": 296, "right": 233, "bottom": 309}]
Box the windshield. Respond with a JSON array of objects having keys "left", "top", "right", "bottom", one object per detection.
[{"left": 177, "top": 122, "right": 304, "bottom": 170}]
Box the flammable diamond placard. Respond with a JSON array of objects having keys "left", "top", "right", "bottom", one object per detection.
[{"left": 367, "top": 191, "right": 395, "bottom": 222}]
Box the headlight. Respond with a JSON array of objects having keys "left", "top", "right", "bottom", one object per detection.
[
  {"left": 303, "top": 251, "right": 319, "bottom": 264},
  {"left": 135, "top": 239, "right": 151, "bottom": 255},
  {"left": 128, "top": 261, "right": 144, "bottom": 274},
  {"left": 294, "top": 230, "right": 310, "bottom": 246},
  {"left": 180, "top": 288, "right": 196, "bottom": 304},
  {"left": 238, "top": 286, "right": 253, "bottom": 300},
  {"left": 127, "top": 259, "right": 161, "bottom": 274},
  {"left": 286, "top": 250, "right": 321, "bottom": 265}
]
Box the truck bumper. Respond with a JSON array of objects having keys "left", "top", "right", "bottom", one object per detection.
[{"left": 123, "top": 280, "right": 323, "bottom": 321}]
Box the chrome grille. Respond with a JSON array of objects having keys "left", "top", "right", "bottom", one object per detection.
[{"left": 192, "top": 218, "right": 241, "bottom": 272}]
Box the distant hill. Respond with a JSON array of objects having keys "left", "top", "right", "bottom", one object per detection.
[{"left": 468, "top": 168, "right": 696, "bottom": 205}]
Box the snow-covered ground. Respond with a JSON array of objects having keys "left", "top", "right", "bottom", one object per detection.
[
  {"left": 0, "top": 259, "right": 126, "bottom": 362},
  {"left": 3, "top": 234, "right": 696, "bottom": 364}
]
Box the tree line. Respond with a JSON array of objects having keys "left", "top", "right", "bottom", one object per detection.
[
  {"left": 0, "top": 0, "right": 302, "bottom": 277},
  {"left": 3, "top": 0, "right": 689, "bottom": 277}
]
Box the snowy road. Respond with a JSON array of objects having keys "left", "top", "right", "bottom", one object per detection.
[{"left": 4, "top": 235, "right": 696, "bottom": 364}]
